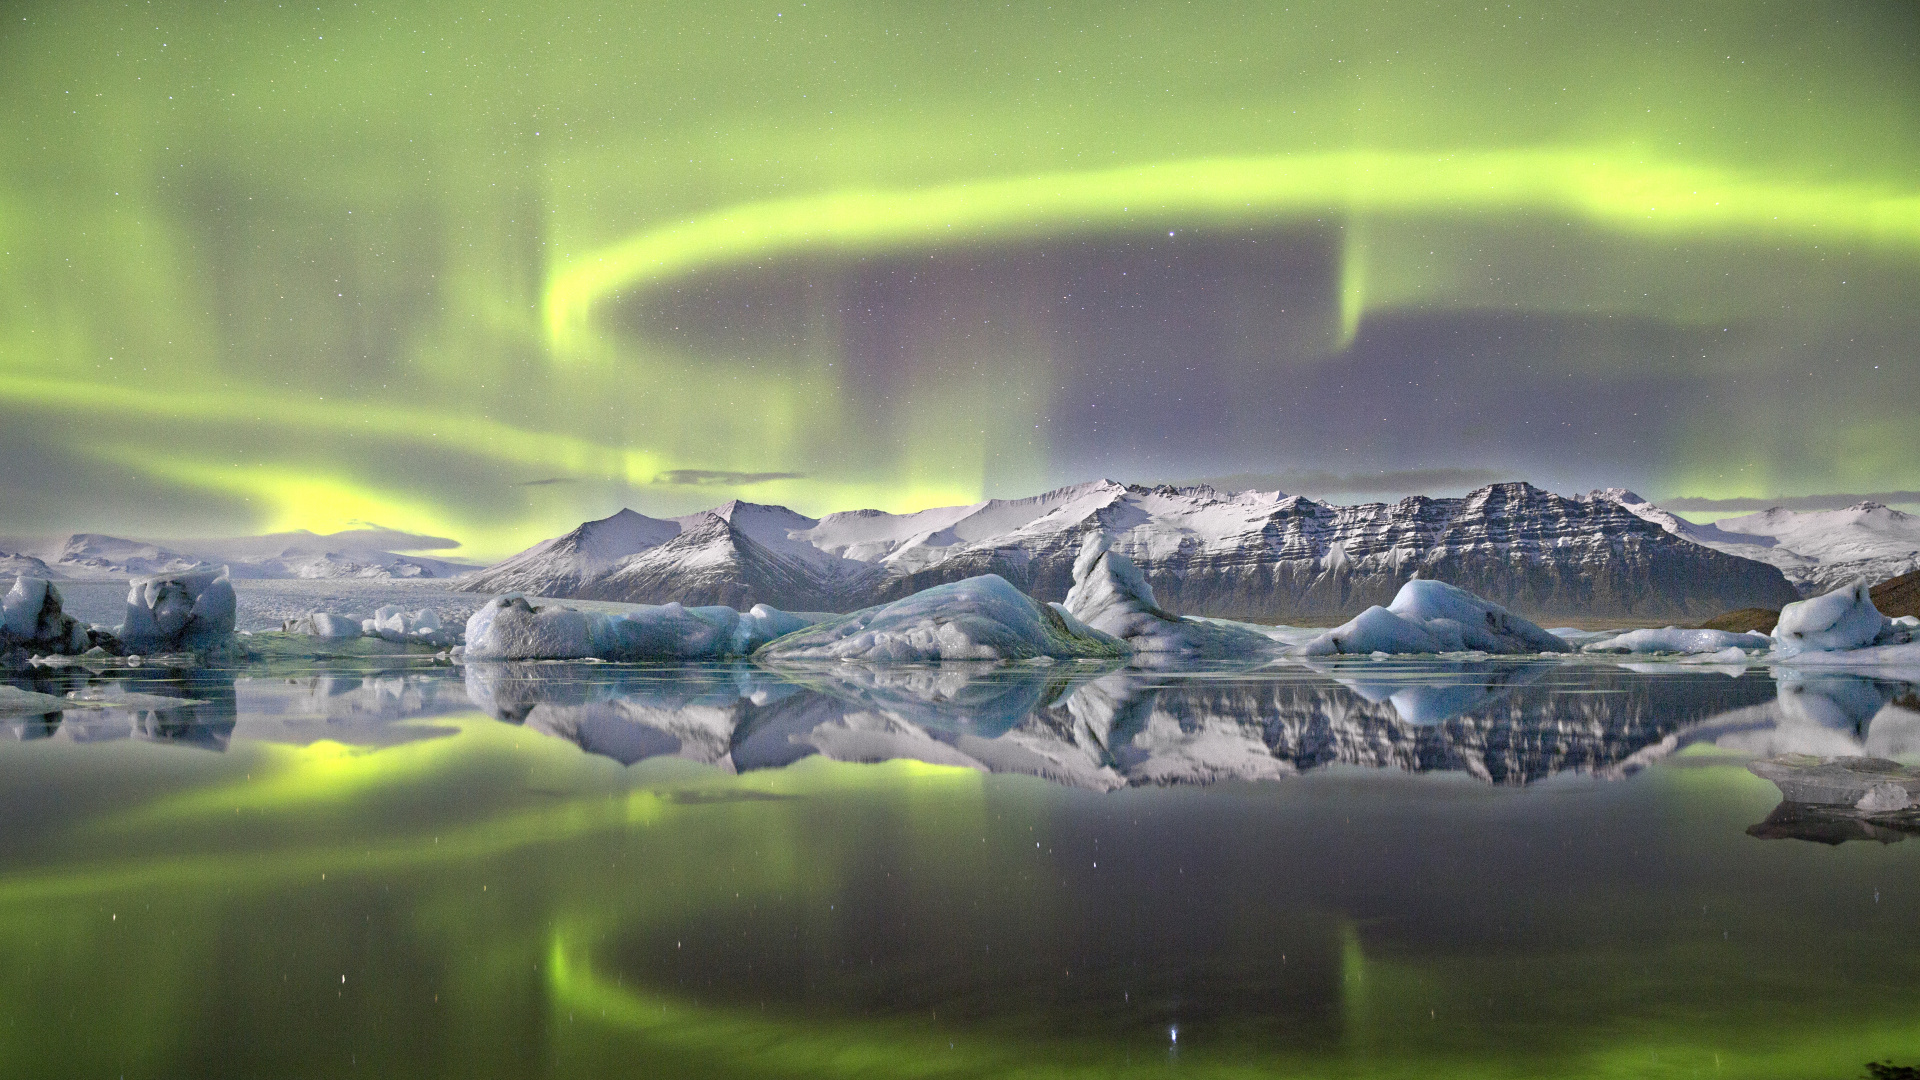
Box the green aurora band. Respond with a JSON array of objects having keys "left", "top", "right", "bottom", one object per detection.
[{"left": 3, "top": 0, "right": 1917, "bottom": 555}]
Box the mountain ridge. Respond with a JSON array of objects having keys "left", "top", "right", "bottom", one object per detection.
[{"left": 458, "top": 480, "right": 1804, "bottom": 621}]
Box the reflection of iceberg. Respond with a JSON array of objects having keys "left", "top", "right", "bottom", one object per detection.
[
  {"left": 474, "top": 659, "right": 1779, "bottom": 789},
  {"left": 1305, "top": 660, "right": 1549, "bottom": 725},
  {"left": 7, "top": 668, "right": 243, "bottom": 750},
  {"left": 1746, "top": 800, "right": 1920, "bottom": 845},
  {"left": 1623, "top": 672, "right": 1920, "bottom": 765},
  {"left": 465, "top": 662, "right": 786, "bottom": 768},
  {"left": 233, "top": 672, "right": 463, "bottom": 746}
]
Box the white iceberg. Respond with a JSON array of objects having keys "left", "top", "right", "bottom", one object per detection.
[
  {"left": 464, "top": 594, "right": 817, "bottom": 662},
  {"left": 0, "top": 577, "right": 89, "bottom": 654},
  {"left": 1061, "top": 533, "right": 1280, "bottom": 661},
  {"left": 119, "top": 568, "right": 237, "bottom": 653},
  {"left": 1583, "top": 627, "right": 1770, "bottom": 655},
  {"left": 369, "top": 606, "right": 451, "bottom": 645},
  {"left": 283, "top": 612, "right": 366, "bottom": 640},
  {"left": 755, "top": 574, "right": 1125, "bottom": 663},
  {"left": 1296, "top": 578, "right": 1569, "bottom": 656},
  {"left": 1770, "top": 577, "right": 1909, "bottom": 655}
]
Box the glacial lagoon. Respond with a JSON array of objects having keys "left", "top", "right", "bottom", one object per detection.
[{"left": 2, "top": 651, "right": 1917, "bottom": 1079}]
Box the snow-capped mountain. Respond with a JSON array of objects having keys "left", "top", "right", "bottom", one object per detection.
[
  {"left": 462, "top": 480, "right": 1802, "bottom": 621},
  {"left": 16, "top": 531, "right": 478, "bottom": 580},
  {"left": 1592, "top": 490, "right": 1920, "bottom": 596},
  {"left": 439, "top": 508, "right": 681, "bottom": 596},
  {"left": 0, "top": 552, "right": 61, "bottom": 579}
]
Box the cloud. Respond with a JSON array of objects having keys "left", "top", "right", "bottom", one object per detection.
[
  {"left": 1166, "top": 468, "right": 1513, "bottom": 497},
  {"left": 654, "top": 469, "right": 805, "bottom": 486},
  {"left": 1657, "top": 491, "right": 1920, "bottom": 512}
]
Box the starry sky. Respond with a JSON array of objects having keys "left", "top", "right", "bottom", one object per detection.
[{"left": 4, "top": 0, "right": 1918, "bottom": 558}]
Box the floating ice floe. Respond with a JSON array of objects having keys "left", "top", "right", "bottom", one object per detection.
[
  {"left": 465, "top": 594, "right": 817, "bottom": 661},
  {"left": 756, "top": 574, "right": 1124, "bottom": 663},
  {"left": 119, "top": 568, "right": 237, "bottom": 653},
  {"left": 1583, "top": 627, "right": 1770, "bottom": 655},
  {"left": 1296, "top": 578, "right": 1569, "bottom": 656},
  {"left": 1, "top": 576, "right": 90, "bottom": 656},
  {"left": 1060, "top": 533, "right": 1280, "bottom": 662}
]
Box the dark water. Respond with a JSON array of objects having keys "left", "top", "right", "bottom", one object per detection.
[{"left": 2, "top": 652, "right": 1917, "bottom": 1079}]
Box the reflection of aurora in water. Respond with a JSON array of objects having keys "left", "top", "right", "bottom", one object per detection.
[{"left": 0, "top": 659, "right": 1918, "bottom": 1076}]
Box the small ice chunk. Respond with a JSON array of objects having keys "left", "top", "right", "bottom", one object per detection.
[{"left": 1856, "top": 782, "right": 1914, "bottom": 813}]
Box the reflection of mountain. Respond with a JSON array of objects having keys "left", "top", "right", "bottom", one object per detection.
[{"left": 465, "top": 661, "right": 1786, "bottom": 789}]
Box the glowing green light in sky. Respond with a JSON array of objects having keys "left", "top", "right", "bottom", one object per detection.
[
  {"left": 3, "top": 0, "right": 1918, "bottom": 549},
  {"left": 548, "top": 148, "right": 1920, "bottom": 351}
]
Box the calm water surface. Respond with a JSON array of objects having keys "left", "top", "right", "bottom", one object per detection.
[{"left": 1, "top": 651, "right": 1916, "bottom": 1079}]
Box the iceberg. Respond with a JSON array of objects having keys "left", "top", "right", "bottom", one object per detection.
[
  {"left": 368, "top": 606, "right": 451, "bottom": 645},
  {"left": 120, "top": 568, "right": 238, "bottom": 653},
  {"left": 755, "top": 574, "right": 1126, "bottom": 663},
  {"left": 1297, "top": 577, "right": 1569, "bottom": 656},
  {"left": 0, "top": 576, "right": 90, "bottom": 655},
  {"left": 1060, "top": 533, "right": 1279, "bottom": 661},
  {"left": 464, "top": 594, "right": 816, "bottom": 662},
  {"left": 1583, "top": 627, "right": 1770, "bottom": 655},
  {"left": 283, "top": 612, "right": 369, "bottom": 640},
  {"left": 1770, "top": 577, "right": 1908, "bottom": 655}
]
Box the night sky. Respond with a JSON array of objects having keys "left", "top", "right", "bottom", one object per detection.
[{"left": 5, "top": 1, "right": 1918, "bottom": 558}]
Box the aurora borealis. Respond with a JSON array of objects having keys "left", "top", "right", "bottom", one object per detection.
[{"left": 4, "top": 1, "right": 1918, "bottom": 558}]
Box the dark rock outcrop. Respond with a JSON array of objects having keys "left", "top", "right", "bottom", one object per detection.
[{"left": 1872, "top": 569, "right": 1920, "bottom": 620}]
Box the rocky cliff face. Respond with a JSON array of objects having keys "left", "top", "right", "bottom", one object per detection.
[
  {"left": 461, "top": 480, "right": 1802, "bottom": 621},
  {"left": 863, "top": 481, "right": 1800, "bottom": 621}
]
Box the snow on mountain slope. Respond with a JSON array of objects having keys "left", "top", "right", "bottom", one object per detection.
[
  {"left": 470, "top": 481, "right": 1800, "bottom": 620},
  {"left": 458, "top": 508, "right": 681, "bottom": 596},
  {"left": 0, "top": 552, "right": 62, "bottom": 579},
  {"left": 1593, "top": 490, "right": 1920, "bottom": 595},
  {"left": 580, "top": 511, "right": 874, "bottom": 611},
  {"left": 183, "top": 531, "right": 481, "bottom": 579},
  {"left": 43, "top": 530, "right": 480, "bottom": 581},
  {"left": 56, "top": 534, "right": 214, "bottom": 579}
]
